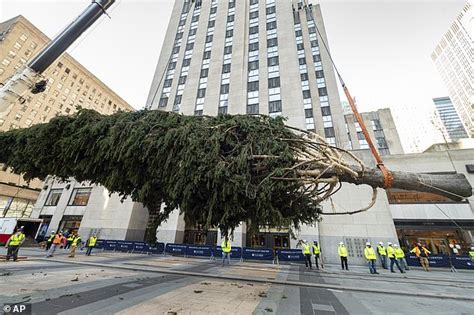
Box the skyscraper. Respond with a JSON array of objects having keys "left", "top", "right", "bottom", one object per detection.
[
  {"left": 147, "top": 0, "right": 349, "bottom": 148},
  {"left": 433, "top": 96, "right": 469, "bottom": 141},
  {"left": 431, "top": 1, "right": 473, "bottom": 138}
]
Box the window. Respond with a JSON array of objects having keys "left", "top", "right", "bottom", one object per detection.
[
  {"left": 164, "top": 79, "right": 172, "bottom": 88},
  {"left": 250, "top": 0, "right": 258, "bottom": 5},
  {"left": 220, "top": 84, "right": 230, "bottom": 94},
  {"left": 308, "top": 26, "right": 316, "bottom": 34},
  {"left": 186, "top": 43, "right": 194, "bottom": 50},
  {"left": 248, "top": 81, "right": 259, "bottom": 91},
  {"left": 269, "top": 100, "right": 281, "bottom": 113},
  {"left": 297, "top": 43, "right": 304, "bottom": 51},
  {"left": 295, "top": 30, "right": 302, "bottom": 37},
  {"left": 168, "top": 62, "right": 176, "bottom": 70},
  {"left": 249, "top": 42, "right": 259, "bottom": 51},
  {"left": 266, "top": 6, "right": 276, "bottom": 15},
  {"left": 313, "top": 54, "right": 321, "bottom": 62},
  {"left": 224, "top": 46, "right": 232, "bottom": 54},
  {"left": 299, "top": 57, "right": 306, "bottom": 65},
  {"left": 250, "top": 11, "right": 258, "bottom": 19},
  {"left": 310, "top": 40, "right": 318, "bottom": 47},
  {"left": 226, "top": 30, "right": 234, "bottom": 38},
  {"left": 182, "top": 58, "right": 191, "bottom": 66},
  {"left": 203, "top": 51, "right": 211, "bottom": 59},
  {"left": 267, "top": 38, "right": 278, "bottom": 47},
  {"left": 268, "top": 77, "right": 280, "bottom": 89},
  {"left": 300, "top": 73, "right": 309, "bottom": 81},
  {"left": 200, "top": 68, "right": 209, "bottom": 78},
  {"left": 227, "top": 15, "right": 235, "bottom": 22},
  {"left": 315, "top": 70, "right": 324, "bottom": 78},
  {"left": 197, "top": 88, "right": 206, "bottom": 98},
  {"left": 302, "top": 90, "right": 311, "bottom": 99},
  {"left": 210, "top": 7, "right": 217, "bottom": 14},
  {"left": 266, "top": 21, "right": 277, "bottom": 30},
  {"left": 321, "top": 106, "right": 331, "bottom": 116},
  {"left": 229, "top": 1, "right": 235, "bottom": 8},
  {"left": 222, "top": 63, "right": 231, "bottom": 73},
  {"left": 159, "top": 97, "right": 168, "bottom": 107},
  {"left": 189, "top": 28, "right": 197, "bottom": 36},
  {"left": 267, "top": 56, "right": 279, "bottom": 66},
  {"left": 179, "top": 19, "right": 186, "bottom": 26},
  {"left": 249, "top": 26, "right": 259, "bottom": 34},
  {"left": 324, "top": 127, "right": 335, "bottom": 138},
  {"left": 318, "top": 87, "right": 328, "bottom": 96},
  {"left": 192, "top": 15, "right": 199, "bottom": 22},
  {"left": 19, "top": 34, "right": 28, "bottom": 41},
  {"left": 248, "top": 60, "right": 259, "bottom": 70},
  {"left": 179, "top": 76, "right": 187, "bottom": 84},
  {"left": 174, "top": 95, "right": 182, "bottom": 105},
  {"left": 206, "top": 35, "right": 213, "bottom": 43},
  {"left": 176, "top": 32, "right": 183, "bottom": 40},
  {"left": 247, "top": 104, "right": 259, "bottom": 114},
  {"left": 305, "top": 109, "right": 313, "bottom": 118},
  {"left": 68, "top": 188, "right": 92, "bottom": 206},
  {"left": 377, "top": 137, "right": 388, "bottom": 148},
  {"left": 45, "top": 189, "right": 62, "bottom": 206}
]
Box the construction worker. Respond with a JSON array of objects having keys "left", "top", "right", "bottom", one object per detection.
[
  {"left": 469, "top": 247, "right": 474, "bottom": 262},
  {"left": 46, "top": 232, "right": 63, "bottom": 258},
  {"left": 221, "top": 237, "right": 232, "bottom": 266},
  {"left": 5, "top": 227, "right": 25, "bottom": 262},
  {"left": 338, "top": 242, "right": 349, "bottom": 270},
  {"left": 377, "top": 242, "right": 388, "bottom": 269},
  {"left": 394, "top": 244, "right": 409, "bottom": 271},
  {"left": 65, "top": 233, "right": 74, "bottom": 249},
  {"left": 86, "top": 234, "right": 98, "bottom": 256},
  {"left": 364, "top": 242, "right": 378, "bottom": 274},
  {"left": 301, "top": 240, "right": 312, "bottom": 269},
  {"left": 45, "top": 231, "right": 56, "bottom": 251},
  {"left": 410, "top": 242, "right": 431, "bottom": 271},
  {"left": 312, "top": 241, "right": 321, "bottom": 269},
  {"left": 68, "top": 233, "right": 81, "bottom": 258},
  {"left": 387, "top": 242, "right": 405, "bottom": 273}
]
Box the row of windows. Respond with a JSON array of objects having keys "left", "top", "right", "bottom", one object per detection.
[{"left": 44, "top": 188, "right": 92, "bottom": 207}]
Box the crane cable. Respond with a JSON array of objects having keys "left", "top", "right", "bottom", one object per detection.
[{"left": 305, "top": 2, "right": 393, "bottom": 188}]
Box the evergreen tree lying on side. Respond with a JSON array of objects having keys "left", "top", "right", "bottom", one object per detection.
[{"left": 0, "top": 109, "right": 471, "bottom": 235}]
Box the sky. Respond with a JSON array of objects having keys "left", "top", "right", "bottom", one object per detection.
[{"left": 0, "top": 0, "right": 467, "bottom": 152}]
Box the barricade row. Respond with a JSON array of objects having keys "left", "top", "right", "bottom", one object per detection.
[{"left": 94, "top": 240, "right": 473, "bottom": 269}]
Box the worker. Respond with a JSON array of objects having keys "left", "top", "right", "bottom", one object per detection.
[
  {"left": 364, "top": 242, "right": 378, "bottom": 274},
  {"left": 45, "top": 231, "right": 56, "bottom": 251},
  {"left": 86, "top": 233, "right": 98, "bottom": 256},
  {"left": 377, "top": 241, "right": 388, "bottom": 269},
  {"left": 387, "top": 242, "right": 405, "bottom": 273},
  {"left": 469, "top": 246, "right": 474, "bottom": 262},
  {"left": 46, "top": 232, "right": 63, "bottom": 258},
  {"left": 221, "top": 237, "right": 232, "bottom": 266},
  {"left": 410, "top": 242, "right": 431, "bottom": 272},
  {"left": 312, "top": 240, "right": 321, "bottom": 269},
  {"left": 68, "top": 233, "right": 81, "bottom": 258},
  {"left": 5, "top": 227, "right": 25, "bottom": 262},
  {"left": 394, "top": 244, "right": 409, "bottom": 271},
  {"left": 65, "top": 233, "right": 74, "bottom": 250},
  {"left": 301, "top": 240, "right": 312, "bottom": 270},
  {"left": 338, "top": 242, "right": 349, "bottom": 270}
]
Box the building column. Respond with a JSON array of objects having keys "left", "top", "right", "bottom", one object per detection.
[{"left": 156, "top": 206, "right": 185, "bottom": 244}]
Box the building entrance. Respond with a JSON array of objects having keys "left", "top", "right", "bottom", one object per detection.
[{"left": 183, "top": 222, "right": 217, "bottom": 246}]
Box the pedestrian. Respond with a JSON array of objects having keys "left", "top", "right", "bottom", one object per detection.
[
  {"left": 394, "top": 244, "right": 409, "bottom": 271},
  {"left": 410, "top": 242, "right": 431, "bottom": 272},
  {"left": 312, "top": 240, "right": 321, "bottom": 269},
  {"left": 221, "top": 237, "right": 231, "bottom": 266},
  {"left": 68, "top": 233, "right": 81, "bottom": 258},
  {"left": 46, "top": 232, "right": 63, "bottom": 258},
  {"left": 338, "top": 242, "right": 349, "bottom": 270},
  {"left": 387, "top": 242, "right": 405, "bottom": 273},
  {"left": 364, "top": 242, "right": 378, "bottom": 274},
  {"left": 301, "top": 240, "right": 312, "bottom": 270},
  {"left": 5, "top": 227, "right": 25, "bottom": 262},
  {"left": 85, "top": 234, "right": 98, "bottom": 256},
  {"left": 65, "top": 233, "right": 74, "bottom": 249},
  {"left": 45, "top": 231, "right": 56, "bottom": 251},
  {"left": 377, "top": 241, "right": 388, "bottom": 269},
  {"left": 469, "top": 246, "right": 474, "bottom": 262}
]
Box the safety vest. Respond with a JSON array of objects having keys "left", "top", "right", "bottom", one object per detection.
[
  {"left": 410, "top": 246, "right": 430, "bottom": 257},
  {"left": 364, "top": 247, "right": 376, "bottom": 260},
  {"left": 67, "top": 235, "right": 74, "bottom": 242},
  {"left": 338, "top": 245, "right": 348, "bottom": 257},
  {"left": 53, "top": 234, "right": 62, "bottom": 245},
  {"left": 377, "top": 245, "right": 387, "bottom": 256},
  {"left": 302, "top": 243, "right": 311, "bottom": 255},
  {"left": 312, "top": 244, "right": 320, "bottom": 254},
  {"left": 469, "top": 251, "right": 474, "bottom": 261},
  {"left": 88, "top": 236, "right": 97, "bottom": 247},
  {"left": 387, "top": 246, "right": 395, "bottom": 258},
  {"left": 47, "top": 234, "right": 55, "bottom": 242},
  {"left": 8, "top": 233, "right": 25, "bottom": 246},
  {"left": 72, "top": 236, "right": 81, "bottom": 247},
  {"left": 221, "top": 240, "right": 231, "bottom": 253},
  {"left": 394, "top": 248, "right": 405, "bottom": 259}
]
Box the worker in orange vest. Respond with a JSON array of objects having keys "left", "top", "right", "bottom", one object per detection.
[
  {"left": 410, "top": 243, "right": 431, "bottom": 272},
  {"left": 46, "top": 232, "right": 63, "bottom": 258}
]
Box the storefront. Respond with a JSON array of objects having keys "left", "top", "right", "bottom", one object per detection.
[
  {"left": 246, "top": 226, "right": 290, "bottom": 251},
  {"left": 58, "top": 215, "right": 83, "bottom": 234},
  {"left": 183, "top": 222, "right": 218, "bottom": 246}
]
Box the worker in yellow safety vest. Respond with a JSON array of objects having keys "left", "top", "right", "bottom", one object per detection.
[
  {"left": 221, "top": 237, "right": 232, "bottom": 266},
  {"left": 387, "top": 242, "right": 405, "bottom": 273},
  {"left": 45, "top": 231, "right": 56, "bottom": 251},
  {"left": 68, "top": 233, "right": 82, "bottom": 258},
  {"left": 394, "top": 244, "right": 409, "bottom": 271},
  {"left": 301, "top": 240, "right": 312, "bottom": 270},
  {"left": 377, "top": 242, "right": 388, "bottom": 269},
  {"left": 5, "top": 227, "right": 25, "bottom": 262},
  {"left": 469, "top": 247, "right": 474, "bottom": 262},
  {"left": 338, "top": 242, "right": 349, "bottom": 270},
  {"left": 66, "top": 234, "right": 74, "bottom": 250},
  {"left": 86, "top": 234, "right": 98, "bottom": 256},
  {"left": 312, "top": 241, "right": 322, "bottom": 270},
  {"left": 364, "top": 242, "right": 378, "bottom": 274}
]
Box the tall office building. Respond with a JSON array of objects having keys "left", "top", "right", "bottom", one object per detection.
[
  {"left": 0, "top": 15, "right": 133, "bottom": 219},
  {"left": 147, "top": 0, "right": 349, "bottom": 148},
  {"left": 433, "top": 96, "right": 469, "bottom": 141},
  {"left": 431, "top": 1, "right": 473, "bottom": 137}
]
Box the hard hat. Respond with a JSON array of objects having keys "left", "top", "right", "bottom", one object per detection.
[
  {"left": 387, "top": 242, "right": 392, "bottom": 245},
  {"left": 303, "top": 239, "right": 307, "bottom": 243},
  {"left": 18, "top": 227, "right": 24, "bottom": 231},
  {"left": 470, "top": 246, "right": 474, "bottom": 250},
  {"left": 393, "top": 244, "right": 399, "bottom": 247},
  {"left": 378, "top": 241, "right": 383, "bottom": 245},
  {"left": 51, "top": 231, "right": 55, "bottom": 233},
  {"left": 339, "top": 242, "right": 344, "bottom": 245},
  {"left": 366, "top": 242, "right": 371, "bottom": 246}
]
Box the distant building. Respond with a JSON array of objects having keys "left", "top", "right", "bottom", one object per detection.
[
  {"left": 433, "top": 96, "right": 469, "bottom": 141},
  {"left": 0, "top": 15, "right": 133, "bottom": 219},
  {"left": 431, "top": 1, "right": 473, "bottom": 138}
]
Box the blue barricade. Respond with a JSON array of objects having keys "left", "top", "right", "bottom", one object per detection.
[
  {"left": 406, "top": 254, "right": 450, "bottom": 268},
  {"left": 213, "top": 246, "right": 242, "bottom": 259},
  {"left": 104, "top": 240, "right": 117, "bottom": 251},
  {"left": 277, "top": 249, "right": 305, "bottom": 262},
  {"left": 95, "top": 239, "right": 106, "bottom": 249},
  {"left": 186, "top": 245, "right": 213, "bottom": 257},
  {"left": 242, "top": 247, "right": 274, "bottom": 261},
  {"left": 132, "top": 242, "right": 147, "bottom": 252},
  {"left": 452, "top": 256, "right": 474, "bottom": 270},
  {"left": 148, "top": 242, "right": 165, "bottom": 254},
  {"left": 116, "top": 241, "right": 134, "bottom": 252},
  {"left": 165, "top": 243, "right": 187, "bottom": 255}
]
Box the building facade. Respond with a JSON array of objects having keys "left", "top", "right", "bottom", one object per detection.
[
  {"left": 433, "top": 96, "right": 469, "bottom": 141},
  {"left": 0, "top": 15, "right": 134, "bottom": 219},
  {"left": 431, "top": 1, "right": 473, "bottom": 138}
]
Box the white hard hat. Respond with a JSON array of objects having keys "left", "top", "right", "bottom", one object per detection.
[
  {"left": 378, "top": 241, "right": 383, "bottom": 245},
  {"left": 51, "top": 230, "right": 55, "bottom": 233},
  {"left": 366, "top": 242, "right": 371, "bottom": 246},
  {"left": 393, "top": 244, "right": 399, "bottom": 247},
  {"left": 339, "top": 242, "right": 344, "bottom": 245},
  {"left": 387, "top": 242, "right": 392, "bottom": 245},
  {"left": 470, "top": 246, "right": 474, "bottom": 250},
  {"left": 303, "top": 240, "right": 307, "bottom": 243}
]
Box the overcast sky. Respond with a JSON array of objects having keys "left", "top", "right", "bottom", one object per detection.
[{"left": 0, "top": 0, "right": 467, "bottom": 151}]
